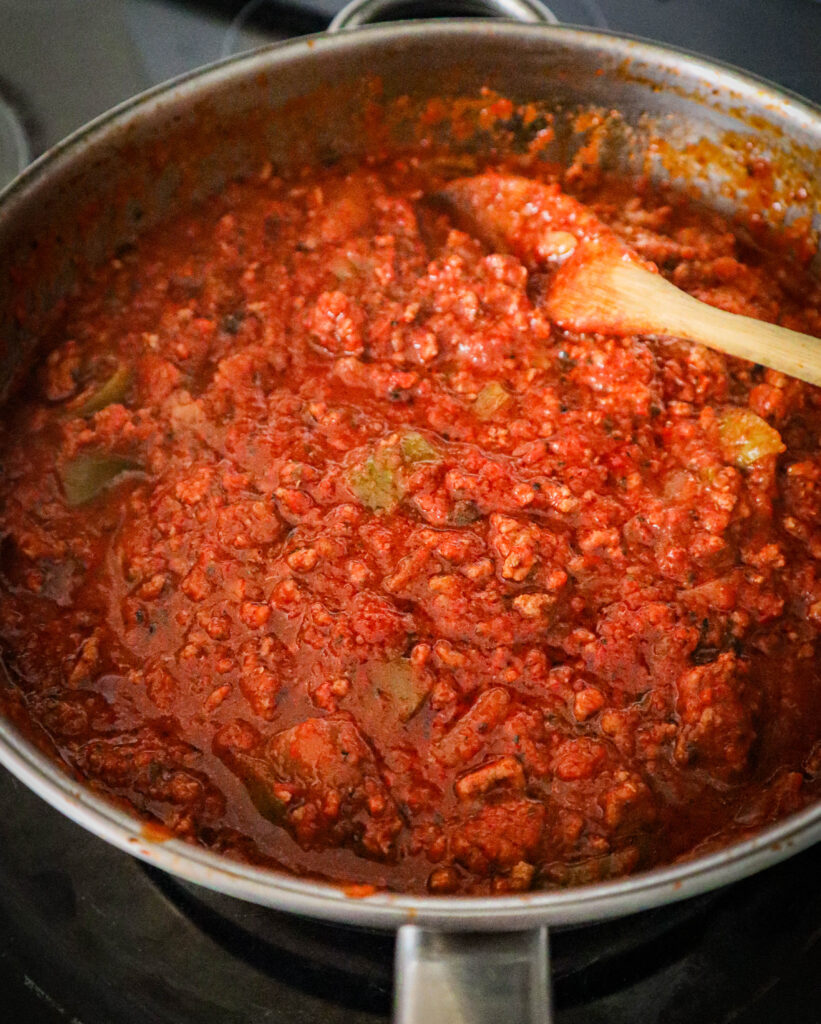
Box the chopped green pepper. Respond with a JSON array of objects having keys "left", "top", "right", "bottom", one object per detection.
[
  {"left": 348, "top": 451, "right": 403, "bottom": 511},
  {"left": 367, "top": 658, "right": 430, "bottom": 722},
  {"left": 545, "top": 842, "right": 642, "bottom": 887},
  {"left": 77, "top": 363, "right": 133, "bottom": 416},
  {"left": 400, "top": 431, "right": 440, "bottom": 464},
  {"left": 60, "top": 453, "right": 141, "bottom": 506},
  {"left": 231, "top": 751, "right": 289, "bottom": 825},
  {"left": 718, "top": 407, "right": 785, "bottom": 468},
  {"left": 349, "top": 433, "right": 440, "bottom": 511},
  {"left": 473, "top": 381, "right": 511, "bottom": 421}
]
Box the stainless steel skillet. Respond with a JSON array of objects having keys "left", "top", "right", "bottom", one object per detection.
[{"left": 0, "top": 1, "right": 819, "bottom": 1020}]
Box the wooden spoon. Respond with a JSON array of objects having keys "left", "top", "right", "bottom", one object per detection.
[{"left": 437, "top": 173, "right": 821, "bottom": 386}]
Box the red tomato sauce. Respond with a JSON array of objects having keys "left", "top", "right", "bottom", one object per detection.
[{"left": 0, "top": 154, "right": 819, "bottom": 895}]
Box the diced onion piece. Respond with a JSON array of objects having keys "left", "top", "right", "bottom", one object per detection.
[
  {"left": 60, "top": 453, "right": 140, "bottom": 505},
  {"left": 400, "top": 432, "right": 440, "bottom": 464},
  {"left": 718, "top": 407, "right": 785, "bottom": 468},
  {"left": 473, "top": 381, "right": 511, "bottom": 421},
  {"left": 367, "top": 658, "right": 430, "bottom": 722}
]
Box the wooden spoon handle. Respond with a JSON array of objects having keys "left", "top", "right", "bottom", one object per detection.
[
  {"left": 438, "top": 172, "right": 821, "bottom": 386},
  {"left": 548, "top": 253, "right": 821, "bottom": 387}
]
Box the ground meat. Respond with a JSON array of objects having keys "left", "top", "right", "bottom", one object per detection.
[
  {"left": 674, "top": 653, "right": 756, "bottom": 779},
  {"left": 0, "top": 154, "right": 818, "bottom": 895}
]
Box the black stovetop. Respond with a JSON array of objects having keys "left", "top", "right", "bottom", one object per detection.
[{"left": 0, "top": 2, "right": 819, "bottom": 1022}]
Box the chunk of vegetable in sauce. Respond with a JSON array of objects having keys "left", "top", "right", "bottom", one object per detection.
[
  {"left": 348, "top": 451, "right": 403, "bottom": 511},
  {"left": 77, "top": 363, "right": 133, "bottom": 416},
  {"left": 230, "top": 752, "right": 290, "bottom": 825},
  {"left": 546, "top": 846, "right": 640, "bottom": 887},
  {"left": 473, "top": 381, "right": 511, "bottom": 420},
  {"left": 349, "top": 435, "right": 439, "bottom": 510},
  {"left": 718, "top": 407, "right": 785, "bottom": 468},
  {"left": 367, "top": 658, "right": 430, "bottom": 721},
  {"left": 400, "top": 432, "right": 440, "bottom": 464},
  {"left": 60, "top": 453, "right": 140, "bottom": 506}
]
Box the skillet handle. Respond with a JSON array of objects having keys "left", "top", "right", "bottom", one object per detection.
[
  {"left": 328, "top": 0, "right": 559, "bottom": 32},
  {"left": 394, "top": 925, "right": 553, "bottom": 1024}
]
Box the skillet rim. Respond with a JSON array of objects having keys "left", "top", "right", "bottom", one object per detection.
[{"left": 0, "top": 19, "right": 819, "bottom": 930}]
